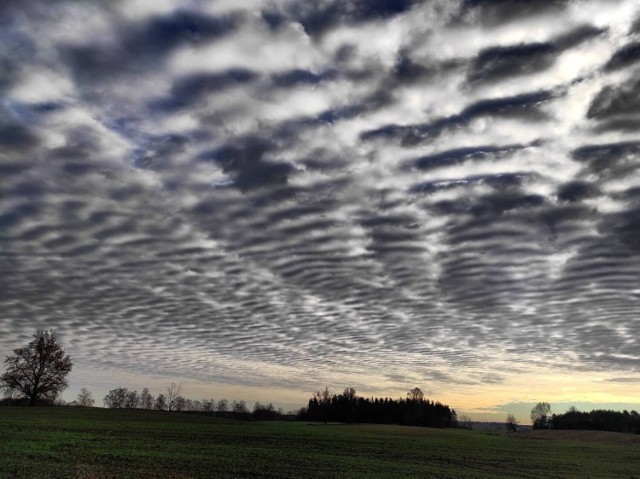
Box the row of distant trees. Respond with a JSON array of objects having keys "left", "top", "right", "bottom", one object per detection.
[
  {"left": 299, "top": 387, "right": 458, "bottom": 428},
  {"left": 101, "top": 383, "right": 288, "bottom": 420},
  {"left": 3, "top": 331, "right": 639, "bottom": 435}
]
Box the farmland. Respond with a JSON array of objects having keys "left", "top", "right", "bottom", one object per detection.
[{"left": 0, "top": 408, "right": 639, "bottom": 478}]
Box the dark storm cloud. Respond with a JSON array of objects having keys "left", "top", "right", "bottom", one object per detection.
[
  {"left": 131, "top": 134, "right": 190, "bottom": 171},
  {"left": 587, "top": 76, "right": 640, "bottom": 130},
  {"left": 152, "top": 69, "right": 259, "bottom": 112},
  {"left": 0, "top": 123, "right": 39, "bottom": 150},
  {"left": 1, "top": 0, "right": 640, "bottom": 400},
  {"left": 0, "top": 162, "right": 32, "bottom": 177},
  {"left": 410, "top": 144, "right": 529, "bottom": 171},
  {"left": 271, "top": 69, "right": 338, "bottom": 88},
  {"left": 461, "top": 0, "right": 570, "bottom": 25},
  {"left": 411, "top": 172, "right": 530, "bottom": 197},
  {"left": 198, "top": 135, "right": 295, "bottom": 191},
  {"left": 362, "top": 91, "right": 554, "bottom": 145},
  {"left": 555, "top": 24, "right": 607, "bottom": 50},
  {"left": 0, "top": 103, "right": 41, "bottom": 150},
  {"left": 601, "top": 204, "right": 640, "bottom": 254},
  {"left": 461, "top": 91, "right": 554, "bottom": 120},
  {"left": 604, "top": 41, "right": 640, "bottom": 71},
  {"left": 391, "top": 50, "right": 435, "bottom": 84},
  {"left": 556, "top": 181, "right": 600, "bottom": 203},
  {"left": 131, "top": 9, "right": 240, "bottom": 52},
  {"left": 468, "top": 26, "right": 604, "bottom": 84},
  {"left": 62, "top": 9, "right": 240, "bottom": 82},
  {"left": 285, "top": 0, "right": 418, "bottom": 36},
  {"left": 572, "top": 141, "right": 640, "bottom": 161},
  {"left": 572, "top": 141, "right": 640, "bottom": 179},
  {"left": 468, "top": 43, "right": 556, "bottom": 83},
  {"left": 0, "top": 11, "right": 37, "bottom": 88}
]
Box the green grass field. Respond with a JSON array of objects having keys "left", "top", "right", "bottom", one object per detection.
[{"left": 1, "top": 408, "right": 639, "bottom": 478}]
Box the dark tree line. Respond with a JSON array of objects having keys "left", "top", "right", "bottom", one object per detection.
[
  {"left": 551, "top": 407, "right": 640, "bottom": 434},
  {"left": 102, "top": 385, "right": 288, "bottom": 421},
  {"left": 299, "top": 387, "right": 457, "bottom": 428}
]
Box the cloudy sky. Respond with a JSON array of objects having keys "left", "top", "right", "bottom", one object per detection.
[{"left": 1, "top": 0, "right": 640, "bottom": 420}]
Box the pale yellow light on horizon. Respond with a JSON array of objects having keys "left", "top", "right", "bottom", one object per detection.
[
  {"left": 438, "top": 370, "right": 640, "bottom": 423},
  {"left": 65, "top": 362, "right": 640, "bottom": 424}
]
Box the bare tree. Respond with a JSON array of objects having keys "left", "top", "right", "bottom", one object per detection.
[
  {"left": 531, "top": 402, "right": 552, "bottom": 429},
  {"left": 506, "top": 414, "right": 518, "bottom": 432},
  {"left": 77, "top": 388, "right": 95, "bottom": 407},
  {"left": 174, "top": 395, "right": 186, "bottom": 412},
  {"left": 343, "top": 387, "right": 356, "bottom": 400},
  {"left": 459, "top": 414, "right": 473, "bottom": 430},
  {"left": 216, "top": 398, "right": 229, "bottom": 415},
  {"left": 321, "top": 387, "right": 331, "bottom": 402},
  {"left": 202, "top": 398, "right": 215, "bottom": 413},
  {"left": 154, "top": 393, "right": 167, "bottom": 411},
  {"left": 407, "top": 387, "right": 424, "bottom": 402},
  {"left": 104, "top": 387, "right": 129, "bottom": 408},
  {"left": 313, "top": 387, "right": 332, "bottom": 424},
  {"left": 166, "top": 383, "right": 182, "bottom": 412},
  {"left": 1, "top": 330, "right": 73, "bottom": 406},
  {"left": 140, "top": 388, "right": 154, "bottom": 410},
  {"left": 231, "top": 400, "right": 248, "bottom": 414},
  {"left": 124, "top": 389, "right": 140, "bottom": 409},
  {"left": 314, "top": 387, "right": 332, "bottom": 405},
  {"left": 253, "top": 402, "right": 278, "bottom": 420}
]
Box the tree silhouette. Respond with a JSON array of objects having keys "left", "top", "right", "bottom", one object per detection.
[
  {"left": 253, "top": 402, "right": 278, "bottom": 420},
  {"left": 506, "top": 413, "right": 518, "bottom": 432},
  {"left": 167, "top": 383, "right": 182, "bottom": 412},
  {"left": 459, "top": 414, "right": 473, "bottom": 430},
  {"left": 313, "top": 387, "right": 332, "bottom": 424},
  {"left": 216, "top": 398, "right": 229, "bottom": 415},
  {"left": 232, "top": 399, "right": 248, "bottom": 414},
  {"left": 407, "top": 387, "right": 424, "bottom": 401},
  {"left": 77, "top": 388, "right": 94, "bottom": 407},
  {"left": 1, "top": 330, "right": 73, "bottom": 406},
  {"left": 173, "top": 395, "right": 186, "bottom": 411},
  {"left": 103, "top": 387, "right": 129, "bottom": 408},
  {"left": 124, "top": 389, "right": 140, "bottom": 409},
  {"left": 140, "top": 388, "right": 154, "bottom": 410},
  {"left": 531, "top": 402, "right": 552, "bottom": 429},
  {"left": 154, "top": 393, "right": 167, "bottom": 411}
]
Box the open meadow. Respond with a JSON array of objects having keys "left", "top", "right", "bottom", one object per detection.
[{"left": 1, "top": 407, "right": 639, "bottom": 478}]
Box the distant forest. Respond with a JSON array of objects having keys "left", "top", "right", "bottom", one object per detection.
[
  {"left": 550, "top": 408, "right": 640, "bottom": 434},
  {"left": 299, "top": 387, "right": 458, "bottom": 428}
]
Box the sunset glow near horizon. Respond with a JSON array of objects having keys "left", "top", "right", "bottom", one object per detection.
[{"left": 1, "top": 0, "right": 640, "bottom": 423}]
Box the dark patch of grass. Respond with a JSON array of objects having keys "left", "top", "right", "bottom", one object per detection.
[{"left": 1, "top": 407, "right": 639, "bottom": 478}]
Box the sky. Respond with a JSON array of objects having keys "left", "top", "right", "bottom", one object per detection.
[{"left": 1, "top": 0, "right": 640, "bottom": 422}]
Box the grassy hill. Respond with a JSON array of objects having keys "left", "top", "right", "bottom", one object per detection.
[{"left": 0, "top": 407, "right": 638, "bottom": 478}]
